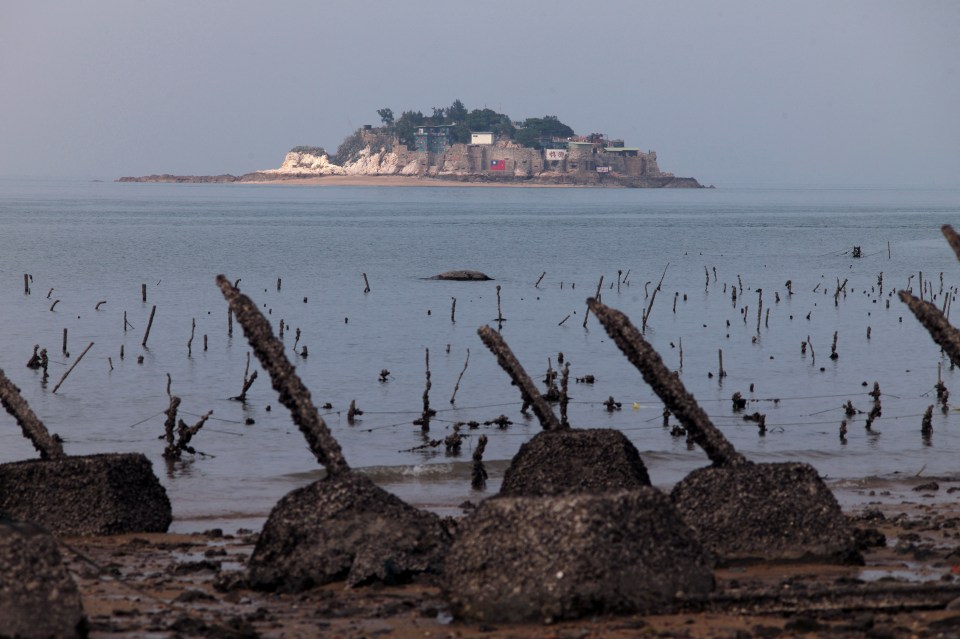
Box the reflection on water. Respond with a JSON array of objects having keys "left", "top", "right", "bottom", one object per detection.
[{"left": 1, "top": 179, "right": 959, "bottom": 529}]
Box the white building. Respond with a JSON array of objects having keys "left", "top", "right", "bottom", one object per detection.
[{"left": 470, "top": 132, "right": 494, "bottom": 145}]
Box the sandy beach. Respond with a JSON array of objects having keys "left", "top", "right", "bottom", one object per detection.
[{"left": 62, "top": 476, "right": 960, "bottom": 639}]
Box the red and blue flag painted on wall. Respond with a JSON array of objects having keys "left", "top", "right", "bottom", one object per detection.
[{"left": 489, "top": 159, "right": 506, "bottom": 171}]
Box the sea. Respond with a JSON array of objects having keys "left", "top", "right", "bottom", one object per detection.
[{"left": 1, "top": 177, "right": 959, "bottom": 532}]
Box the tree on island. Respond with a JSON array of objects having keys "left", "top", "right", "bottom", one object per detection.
[
  {"left": 333, "top": 100, "right": 576, "bottom": 163},
  {"left": 514, "top": 116, "right": 575, "bottom": 149},
  {"left": 376, "top": 108, "right": 394, "bottom": 126}
]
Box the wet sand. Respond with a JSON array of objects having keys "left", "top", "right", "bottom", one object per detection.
[{"left": 63, "top": 477, "right": 960, "bottom": 638}]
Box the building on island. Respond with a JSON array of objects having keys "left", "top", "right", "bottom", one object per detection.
[
  {"left": 470, "top": 132, "right": 494, "bottom": 145},
  {"left": 414, "top": 125, "right": 455, "bottom": 154}
]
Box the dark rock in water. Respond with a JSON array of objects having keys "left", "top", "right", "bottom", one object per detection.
[
  {"left": 671, "top": 462, "right": 861, "bottom": 565},
  {"left": 499, "top": 428, "right": 651, "bottom": 497},
  {"left": 0, "top": 517, "right": 86, "bottom": 638},
  {"left": 443, "top": 488, "right": 713, "bottom": 623},
  {"left": 427, "top": 270, "right": 492, "bottom": 281},
  {"left": 0, "top": 453, "right": 171, "bottom": 536},
  {"left": 247, "top": 472, "right": 452, "bottom": 592}
]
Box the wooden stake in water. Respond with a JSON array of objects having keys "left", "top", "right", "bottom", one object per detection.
[
  {"left": 449, "top": 348, "right": 470, "bottom": 405},
  {"left": 142, "top": 305, "right": 156, "bottom": 347},
  {"left": 52, "top": 342, "right": 94, "bottom": 394},
  {"left": 187, "top": 318, "right": 196, "bottom": 356},
  {"left": 583, "top": 275, "right": 604, "bottom": 328},
  {"left": 414, "top": 348, "right": 434, "bottom": 432},
  {"left": 450, "top": 297, "right": 456, "bottom": 323},
  {"left": 471, "top": 434, "right": 488, "bottom": 490},
  {"left": 141, "top": 283, "right": 147, "bottom": 303},
  {"left": 362, "top": 273, "right": 371, "bottom": 294},
  {"left": 23, "top": 274, "right": 30, "bottom": 295},
  {"left": 496, "top": 285, "right": 504, "bottom": 324},
  {"left": 62, "top": 328, "right": 68, "bottom": 355}
]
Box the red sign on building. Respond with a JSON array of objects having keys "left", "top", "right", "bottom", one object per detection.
[{"left": 489, "top": 159, "right": 506, "bottom": 171}]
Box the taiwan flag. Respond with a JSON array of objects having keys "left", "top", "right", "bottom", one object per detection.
[{"left": 489, "top": 159, "right": 506, "bottom": 171}]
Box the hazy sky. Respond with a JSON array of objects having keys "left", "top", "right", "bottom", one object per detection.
[{"left": 2, "top": 1, "right": 958, "bottom": 186}]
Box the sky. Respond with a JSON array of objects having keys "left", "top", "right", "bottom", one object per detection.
[{"left": 2, "top": 0, "right": 958, "bottom": 187}]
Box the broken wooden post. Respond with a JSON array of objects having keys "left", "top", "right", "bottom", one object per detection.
[
  {"left": 471, "top": 434, "right": 488, "bottom": 490},
  {"left": 495, "top": 285, "right": 504, "bottom": 324},
  {"left": 231, "top": 352, "right": 258, "bottom": 402},
  {"left": 26, "top": 345, "right": 41, "bottom": 369},
  {"left": 642, "top": 264, "right": 669, "bottom": 332},
  {"left": 582, "top": 275, "right": 604, "bottom": 328},
  {"left": 142, "top": 305, "right": 156, "bottom": 347},
  {"left": 362, "top": 272, "right": 371, "bottom": 293},
  {"left": 449, "top": 348, "right": 470, "bottom": 405},
  {"left": 0, "top": 368, "right": 65, "bottom": 460},
  {"left": 450, "top": 296, "right": 456, "bottom": 323},
  {"left": 52, "top": 342, "right": 93, "bottom": 394},
  {"left": 413, "top": 348, "right": 434, "bottom": 432},
  {"left": 187, "top": 318, "right": 196, "bottom": 356}
]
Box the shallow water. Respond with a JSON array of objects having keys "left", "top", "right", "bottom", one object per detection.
[{"left": 1, "top": 178, "right": 959, "bottom": 531}]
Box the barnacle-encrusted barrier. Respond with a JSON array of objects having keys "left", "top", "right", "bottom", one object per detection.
[
  {"left": 477, "top": 325, "right": 651, "bottom": 495},
  {"left": 0, "top": 367, "right": 170, "bottom": 536},
  {"left": 216, "top": 275, "right": 451, "bottom": 591},
  {"left": 588, "top": 299, "right": 861, "bottom": 565},
  {"left": 444, "top": 489, "right": 714, "bottom": 623},
  {"left": 0, "top": 517, "right": 86, "bottom": 638},
  {"left": 441, "top": 328, "right": 709, "bottom": 623}
]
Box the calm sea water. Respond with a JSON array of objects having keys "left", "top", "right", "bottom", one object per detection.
[{"left": 1, "top": 178, "right": 959, "bottom": 531}]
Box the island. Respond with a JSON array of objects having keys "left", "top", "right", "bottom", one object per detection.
[{"left": 119, "top": 100, "right": 704, "bottom": 188}]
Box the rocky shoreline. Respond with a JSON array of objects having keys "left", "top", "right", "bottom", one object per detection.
[
  {"left": 116, "top": 172, "right": 704, "bottom": 188},
  {"left": 62, "top": 484, "right": 960, "bottom": 638}
]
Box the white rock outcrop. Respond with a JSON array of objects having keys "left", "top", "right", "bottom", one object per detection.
[
  {"left": 262, "top": 152, "right": 346, "bottom": 176},
  {"left": 341, "top": 147, "right": 408, "bottom": 175}
]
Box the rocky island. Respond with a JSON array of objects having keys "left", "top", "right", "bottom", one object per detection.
[{"left": 119, "top": 100, "right": 704, "bottom": 188}]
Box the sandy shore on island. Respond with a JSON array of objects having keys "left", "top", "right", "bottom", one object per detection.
[
  {"left": 59, "top": 476, "right": 960, "bottom": 638},
  {"left": 242, "top": 174, "right": 578, "bottom": 188}
]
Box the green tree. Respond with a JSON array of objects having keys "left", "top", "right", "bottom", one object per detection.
[
  {"left": 394, "top": 110, "right": 425, "bottom": 148},
  {"left": 465, "top": 108, "right": 515, "bottom": 138},
  {"left": 514, "top": 115, "right": 574, "bottom": 149},
  {"left": 447, "top": 99, "right": 468, "bottom": 124},
  {"left": 376, "top": 108, "right": 394, "bottom": 126}
]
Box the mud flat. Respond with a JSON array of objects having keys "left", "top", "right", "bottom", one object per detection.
[{"left": 60, "top": 480, "right": 960, "bottom": 638}]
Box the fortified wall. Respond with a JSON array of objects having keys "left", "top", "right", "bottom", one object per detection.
[{"left": 256, "top": 136, "right": 698, "bottom": 187}]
